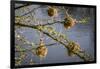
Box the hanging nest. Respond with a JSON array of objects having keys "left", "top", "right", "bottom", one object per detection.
[
  {"left": 47, "top": 6, "right": 58, "bottom": 17},
  {"left": 36, "top": 40, "right": 48, "bottom": 59},
  {"left": 64, "top": 16, "right": 77, "bottom": 29},
  {"left": 67, "top": 41, "right": 81, "bottom": 56}
]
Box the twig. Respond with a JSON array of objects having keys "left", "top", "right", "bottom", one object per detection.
[
  {"left": 37, "top": 20, "right": 64, "bottom": 26},
  {"left": 15, "top": 4, "right": 33, "bottom": 9},
  {"left": 15, "top": 43, "right": 57, "bottom": 52},
  {"left": 15, "top": 32, "right": 57, "bottom": 52},
  {"left": 62, "top": 6, "right": 70, "bottom": 17},
  {"left": 20, "top": 6, "right": 42, "bottom": 16}
]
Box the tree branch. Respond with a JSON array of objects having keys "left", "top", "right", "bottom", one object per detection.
[
  {"left": 15, "top": 4, "right": 33, "bottom": 9},
  {"left": 19, "top": 6, "right": 42, "bottom": 16},
  {"left": 15, "top": 32, "right": 58, "bottom": 52},
  {"left": 15, "top": 23, "right": 93, "bottom": 61}
]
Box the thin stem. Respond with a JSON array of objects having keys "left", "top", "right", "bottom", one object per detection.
[
  {"left": 20, "top": 6, "right": 42, "bottom": 16},
  {"left": 15, "top": 43, "right": 57, "bottom": 52},
  {"left": 15, "top": 4, "right": 33, "bottom": 9}
]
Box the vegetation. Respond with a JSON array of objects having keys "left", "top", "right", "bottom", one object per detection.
[{"left": 14, "top": 4, "right": 93, "bottom": 66}]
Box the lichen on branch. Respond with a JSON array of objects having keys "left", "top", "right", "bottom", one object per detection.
[{"left": 15, "top": 23, "right": 93, "bottom": 61}]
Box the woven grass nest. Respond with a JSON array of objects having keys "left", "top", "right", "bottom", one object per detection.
[
  {"left": 47, "top": 7, "right": 58, "bottom": 17},
  {"left": 64, "top": 16, "right": 77, "bottom": 29},
  {"left": 36, "top": 40, "right": 48, "bottom": 59}
]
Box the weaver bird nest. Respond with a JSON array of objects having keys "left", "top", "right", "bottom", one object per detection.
[
  {"left": 67, "top": 41, "right": 81, "bottom": 56},
  {"left": 47, "top": 7, "right": 58, "bottom": 17},
  {"left": 36, "top": 40, "right": 48, "bottom": 59},
  {"left": 64, "top": 16, "right": 77, "bottom": 29}
]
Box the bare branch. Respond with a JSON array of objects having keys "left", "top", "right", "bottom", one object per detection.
[
  {"left": 19, "top": 6, "right": 42, "bottom": 16},
  {"left": 15, "top": 4, "right": 33, "bottom": 9}
]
